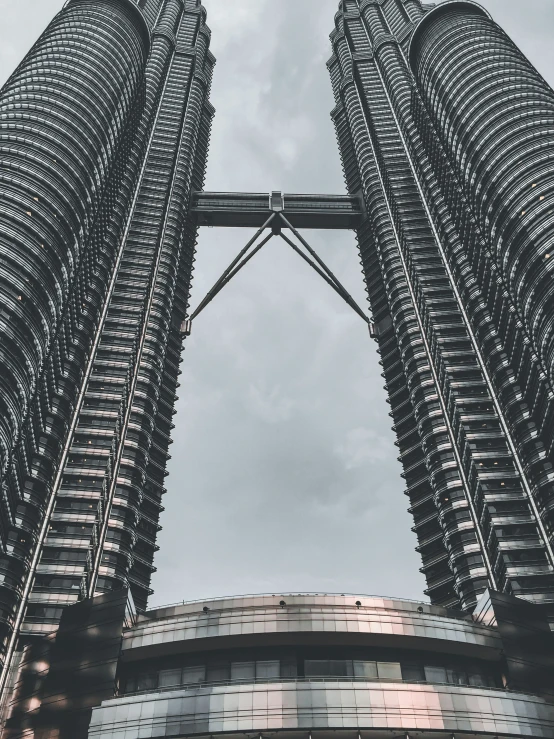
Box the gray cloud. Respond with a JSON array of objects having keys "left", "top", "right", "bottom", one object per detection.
[
  {"left": 2, "top": 0, "right": 553, "bottom": 608},
  {"left": 154, "top": 0, "right": 424, "bottom": 605},
  {"left": 0, "top": 0, "right": 65, "bottom": 86}
]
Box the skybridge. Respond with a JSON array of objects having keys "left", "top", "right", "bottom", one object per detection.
[
  {"left": 191, "top": 190, "right": 364, "bottom": 230},
  {"left": 186, "top": 190, "right": 373, "bottom": 336}
]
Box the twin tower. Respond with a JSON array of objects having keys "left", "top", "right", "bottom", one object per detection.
[{"left": 0, "top": 0, "right": 554, "bottom": 701}]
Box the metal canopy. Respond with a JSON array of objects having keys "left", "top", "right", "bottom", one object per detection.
[{"left": 191, "top": 190, "right": 363, "bottom": 230}]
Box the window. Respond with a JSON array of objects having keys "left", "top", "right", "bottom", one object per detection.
[
  {"left": 158, "top": 669, "right": 181, "bottom": 688},
  {"left": 206, "top": 664, "right": 229, "bottom": 682},
  {"left": 469, "top": 671, "right": 496, "bottom": 688},
  {"left": 447, "top": 668, "right": 468, "bottom": 685},
  {"left": 256, "top": 660, "right": 280, "bottom": 679},
  {"left": 401, "top": 663, "right": 425, "bottom": 681},
  {"left": 231, "top": 662, "right": 255, "bottom": 681},
  {"left": 119, "top": 655, "right": 499, "bottom": 695},
  {"left": 353, "top": 660, "right": 378, "bottom": 678},
  {"left": 424, "top": 665, "right": 447, "bottom": 683},
  {"left": 137, "top": 673, "right": 157, "bottom": 691},
  {"left": 305, "top": 660, "right": 353, "bottom": 677},
  {"left": 182, "top": 665, "right": 205, "bottom": 684},
  {"left": 25, "top": 606, "right": 64, "bottom": 620},
  {"left": 280, "top": 660, "right": 297, "bottom": 678},
  {"left": 377, "top": 662, "right": 402, "bottom": 680}
]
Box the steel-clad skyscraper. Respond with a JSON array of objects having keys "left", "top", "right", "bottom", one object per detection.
[
  {"left": 329, "top": 0, "right": 554, "bottom": 611},
  {"left": 0, "top": 0, "right": 214, "bottom": 680}
]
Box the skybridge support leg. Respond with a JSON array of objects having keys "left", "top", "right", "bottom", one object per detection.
[{"left": 187, "top": 212, "right": 374, "bottom": 334}]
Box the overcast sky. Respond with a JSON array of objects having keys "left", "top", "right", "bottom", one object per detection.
[{"left": 1, "top": 0, "right": 554, "bottom": 608}]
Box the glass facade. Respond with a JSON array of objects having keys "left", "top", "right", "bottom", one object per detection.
[
  {"left": 24, "top": 0, "right": 215, "bottom": 627},
  {"left": 2, "top": 592, "right": 552, "bottom": 737},
  {"left": 0, "top": 0, "right": 151, "bottom": 676},
  {"left": 0, "top": 0, "right": 215, "bottom": 683},
  {"left": 88, "top": 683, "right": 554, "bottom": 739},
  {"left": 328, "top": 0, "right": 554, "bottom": 610},
  {"left": 121, "top": 652, "right": 499, "bottom": 694},
  {"left": 4, "top": 591, "right": 552, "bottom": 738}
]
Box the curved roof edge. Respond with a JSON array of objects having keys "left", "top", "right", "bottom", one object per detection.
[
  {"left": 66, "top": 0, "right": 151, "bottom": 51},
  {"left": 408, "top": 1, "right": 492, "bottom": 72},
  {"left": 144, "top": 592, "right": 465, "bottom": 622}
]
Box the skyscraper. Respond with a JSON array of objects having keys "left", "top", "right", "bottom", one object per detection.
[
  {"left": 0, "top": 0, "right": 215, "bottom": 680},
  {"left": 328, "top": 0, "right": 554, "bottom": 611}
]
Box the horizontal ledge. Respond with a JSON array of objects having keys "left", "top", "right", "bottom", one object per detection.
[
  {"left": 191, "top": 191, "right": 364, "bottom": 230},
  {"left": 120, "top": 628, "right": 502, "bottom": 664}
]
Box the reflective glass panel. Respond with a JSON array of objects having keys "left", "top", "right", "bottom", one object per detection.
[
  {"left": 425, "top": 665, "right": 447, "bottom": 683},
  {"left": 256, "top": 660, "right": 280, "bottom": 679},
  {"left": 183, "top": 665, "right": 206, "bottom": 684},
  {"left": 401, "top": 663, "right": 425, "bottom": 681},
  {"left": 305, "top": 660, "right": 328, "bottom": 676},
  {"left": 231, "top": 662, "right": 255, "bottom": 680},
  {"left": 159, "top": 669, "right": 182, "bottom": 688},
  {"left": 330, "top": 660, "right": 353, "bottom": 676},
  {"left": 468, "top": 671, "right": 491, "bottom": 687},
  {"left": 137, "top": 673, "right": 157, "bottom": 691},
  {"left": 305, "top": 660, "right": 352, "bottom": 677},
  {"left": 281, "top": 660, "right": 297, "bottom": 678},
  {"left": 447, "top": 668, "right": 468, "bottom": 685},
  {"left": 353, "top": 660, "right": 378, "bottom": 678},
  {"left": 376, "top": 662, "right": 402, "bottom": 680},
  {"left": 207, "top": 664, "right": 230, "bottom": 682}
]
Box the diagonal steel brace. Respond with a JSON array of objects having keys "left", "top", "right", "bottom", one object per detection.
[
  {"left": 187, "top": 211, "right": 373, "bottom": 332},
  {"left": 190, "top": 215, "right": 275, "bottom": 321}
]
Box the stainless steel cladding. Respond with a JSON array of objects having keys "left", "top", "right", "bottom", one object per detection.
[
  {"left": 2, "top": 0, "right": 554, "bottom": 711},
  {"left": 21, "top": 0, "right": 215, "bottom": 633},
  {"left": 0, "top": 0, "right": 215, "bottom": 681},
  {"left": 86, "top": 594, "right": 554, "bottom": 738},
  {"left": 328, "top": 0, "right": 554, "bottom": 610},
  {"left": 0, "top": 0, "right": 150, "bottom": 674}
]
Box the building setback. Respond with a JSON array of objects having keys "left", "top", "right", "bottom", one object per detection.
[
  {"left": 0, "top": 0, "right": 214, "bottom": 680},
  {"left": 328, "top": 0, "right": 554, "bottom": 611}
]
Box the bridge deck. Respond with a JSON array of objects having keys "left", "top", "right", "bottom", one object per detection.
[{"left": 191, "top": 191, "right": 363, "bottom": 230}]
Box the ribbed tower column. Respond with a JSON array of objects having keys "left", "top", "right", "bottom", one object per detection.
[
  {"left": 0, "top": 0, "right": 149, "bottom": 677},
  {"left": 20, "top": 0, "right": 215, "bottom": 641},
  {"left": 410, "top": 1, "right": 554, "bottom": 392},
  {"left": 328, "top": 0, "right": 554, "bottom": 610}
]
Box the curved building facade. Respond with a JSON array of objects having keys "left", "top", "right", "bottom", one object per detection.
[
  {"left": 411, "top": 1, "right": 554, "bottom": 389},
  {"left": 8, "top": 592, "right": 553, "bottom": 738},
  {"left": 328, "top": 0, "right": 554, "bottom": 610},
  {"left": 0, "top": 0, "right": 216, "bottom": 689},
  {"left": 0, "top": 0, "right": 149, "bottom": 479},
  {"left": 21, "top": 0, "right": 215, "bottom": 638},
  {"left": 0, "top": 0, "right": 150, "bottom": 673}
]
